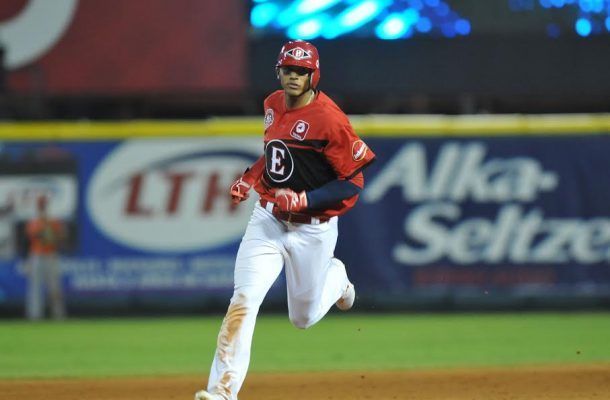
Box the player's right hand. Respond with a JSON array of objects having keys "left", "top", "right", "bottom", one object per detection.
[
  {"left": 275, "top": 188, "right": 308, "bottom": 213},
  {"left": 230, "top": 177, "right": 252, "bottom": 205}
]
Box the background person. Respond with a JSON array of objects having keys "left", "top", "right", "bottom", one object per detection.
[{"left": 25, "top": 195, "right": 67, "bottom": 320}]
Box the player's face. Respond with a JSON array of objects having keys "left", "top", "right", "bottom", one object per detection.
[{"left": 278, "top": 65, "right": 312, "bottom": 97}]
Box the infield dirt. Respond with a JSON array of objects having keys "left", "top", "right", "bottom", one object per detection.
[{"left": 1, "top": 364, "right": 608, "bottom": 399}]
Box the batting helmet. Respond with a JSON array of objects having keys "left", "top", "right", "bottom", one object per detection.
[{"left": 276, "top": 40, "right": 320, "bottom": 88}]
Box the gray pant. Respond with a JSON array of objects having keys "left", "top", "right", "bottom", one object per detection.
[{"left": 26, "top": 254, "right": 66, "bottom": 320}]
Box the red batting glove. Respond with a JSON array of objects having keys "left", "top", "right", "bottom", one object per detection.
[
  {"left": 230, "top": 177, "right": 252, "bottom": 205},
  {"left": 275, "top": 189, "right": 308, "bottom": 213}
]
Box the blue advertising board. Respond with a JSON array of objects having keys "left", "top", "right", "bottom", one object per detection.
[
  {"left": 1, "top": 133, "right": 609, "bottom": 312},
  {"left": 0, "top": 138, "right": 284, "bottom": 312},
  {"left": 338, "top": 136, "right": 610, "bottom": 308}
]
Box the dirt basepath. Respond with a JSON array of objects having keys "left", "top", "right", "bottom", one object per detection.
[{"left": 1, "top": 364, "right": 608, "bottom": 400}]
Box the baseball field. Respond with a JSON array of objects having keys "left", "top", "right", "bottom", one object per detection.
[{"left": 0, "top": 312, "right": 609, "bottom": 399}]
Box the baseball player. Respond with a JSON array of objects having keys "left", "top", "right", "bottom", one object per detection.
[
  {"left": 25, "top": 195, "right": 67, "bottom": 320},
  {"left": 195, "top": 40, "right": 375, "bottom": 400}
]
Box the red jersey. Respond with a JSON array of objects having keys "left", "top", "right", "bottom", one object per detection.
[
  {"left": 254, "top": 90, "right": 376, "bottom": 217},
  {"left": 26, "top": 218, "right": 64, "bottom": 255}
]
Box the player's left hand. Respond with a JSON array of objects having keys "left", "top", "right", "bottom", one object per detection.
[
  {"left": 275, "top": 189, "right": 308, "bottom": 213},
  {"left": 230, "top": 177, "right": 252, "bottom": 205}
]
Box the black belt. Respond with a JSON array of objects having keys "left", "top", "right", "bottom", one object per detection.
[{"left": 259, "top": 199, "right": 330, "bottom": 224}]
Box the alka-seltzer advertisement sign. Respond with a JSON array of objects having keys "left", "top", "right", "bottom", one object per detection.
[{"left": 337, "top": 137, "right": 610, "bottom": 293}]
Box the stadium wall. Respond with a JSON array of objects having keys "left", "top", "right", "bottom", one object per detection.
[{"left": 1, "top": 114, "right": 609, "bottom": 315}]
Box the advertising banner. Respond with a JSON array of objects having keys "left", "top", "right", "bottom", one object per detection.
[
  {"left": 337, "top": 136, "right": 610, "bottom": 308},
  {"left": 1, "top": 129, "right": 609, "bottom": 312},
  {"left": 0, "top": 137, "right": 276, "bottom": 312},
  {"left": 2, "top": 0, "right": 246, "bottom": 94}
]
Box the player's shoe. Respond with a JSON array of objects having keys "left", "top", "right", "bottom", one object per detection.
[
  {"left": 194, "top": 390, "right": 222, "bottom": 400},
  {"left": 336, "top": 282, "right": 355, "bottom": 311}
]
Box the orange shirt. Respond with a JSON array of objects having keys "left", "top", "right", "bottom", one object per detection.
[
  {"left": 255, "top": 90, "right": 376, "bottom": 217},
  {"left": 26, "top": 218, "right": 64, "bottom": 255}
]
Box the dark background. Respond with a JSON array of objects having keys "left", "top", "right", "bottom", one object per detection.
[{"left": 0, "top": 0, "right": 609, "bottom": 119}]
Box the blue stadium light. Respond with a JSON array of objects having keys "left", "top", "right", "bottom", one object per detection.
[
  {"left": 576, "top": 17, "right": 593, "bottom": 36},
  {"left": 404, "top": 8, "right": 420, "bottom": 24},
  {"left": 375, "top": 13, "right": 408, "bottom": 39},
  {"left": 287, "top": 17, "right": 325, "bottom": 39},
  {"left": 408, "top": 0, "right": 424, "bottom": 11},
  {"left": 250, "top": 1, "right": 473, "bottom": 40},
  {"left": 606, "top": 16, "right": 610, "bottom": 31},
  {"left": 296, "top": 0, "right": 342, "bottom": 15},
  {"left": 277, "top": 0, "right": 336, "bottom": 28},
  {"left": 341, "top": 0, "right": 384, "bottom": 26},
  {"left": 441, "top": 22, "right": 456, "bottom": 37},
  {"left": 416, "top": 17, "right": 432, "bottom": 32},
  {"left": 455, "top": 19, "right": 471, "bottom": 35},
  {"left": 323, "top": 0, "right": 388, "bottom": 38},
  {"left": 251, "top": 3, "right": 279, "bottom": 28},
  {"left": 375, "top": 9, "right": 419, "bottom": 39},
  {"left": 578, "top": 0, "right": 592, "bottom": 12},
  {"left": 550, "top": 0, "right": 565, "bottom": 7},
  {"left": 540, "top": 0, "right": 552, "bottom": 8},
  {"left": 435, "top": 2, "right": 450, "bottom": 17},
  {"left": 590, "top": 0, "right": 604, "bottom": 13},
  {"left": 277, "top": 7, "right": 300, "bottom": 27}
]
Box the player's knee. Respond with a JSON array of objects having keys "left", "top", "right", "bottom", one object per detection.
[
  {"left": 233, "top": 284, "right": 270, "bottom": 307},
  {"left": 289, "top": 312, "right": 317, "bottom": 329},
  {"left": 227, "top": 292, "right": 251, "bottom": 313},
  {"left": 289, "top": 316, "right": 313, "bottom": 329}
]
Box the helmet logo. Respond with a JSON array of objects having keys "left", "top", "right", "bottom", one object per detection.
[
  {"left": 290, "top": 120, "right": 310, "bottom": 141},
  {"left": 285, "top": 47, "right": 312, "bottom": 61}
]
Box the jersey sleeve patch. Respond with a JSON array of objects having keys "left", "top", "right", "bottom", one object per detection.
[
  {"left": 264, "top": 108, "right": 274, "bottom": 129},
  {"left": 323, "top": 122, "right": 376, "bottom": 180},
  {"left": 351, "top": 140, "right": 368, "bottom": 162}
]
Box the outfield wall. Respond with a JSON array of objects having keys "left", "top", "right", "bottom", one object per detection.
[{"left": 1, "top": 115, "right": 609, "bottom": 314}]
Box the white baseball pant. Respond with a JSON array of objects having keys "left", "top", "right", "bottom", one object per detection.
[
  {"left": 26, "top": 254, "right": 66, "bottom": 320},
  {"left": 205, "top": 201, "right": 349, "bottom": 399}
]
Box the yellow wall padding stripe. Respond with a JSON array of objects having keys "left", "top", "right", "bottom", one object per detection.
[
  {"left": 349, "top": 114, "right": 610, "bottom": 136},
  {"left": 0, "top": 114, "right": 609, "bottom": 141}
]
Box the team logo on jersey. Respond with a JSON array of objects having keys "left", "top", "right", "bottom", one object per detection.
[
  {"left": 285, "top": 47, "right": 312, "bottom": 61},
  {"left": 264, "top": 108, "right": 274, "bottom": 129},
  {"left": 265, "top": 139, "right": 294, "bottom": 183},
  {"left": 290, "top": 120, "right": 310, "bottom": 141},
  {"left": 352, "top": 140, "right": 368, "bottom": 162}
]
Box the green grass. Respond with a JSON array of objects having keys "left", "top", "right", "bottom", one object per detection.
[{"left": 0, "top": 313, "right": 608, "bottom": 379}]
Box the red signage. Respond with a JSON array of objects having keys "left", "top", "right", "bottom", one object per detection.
[{"left": 3, "top": 0, "right": 246, "bottom": 94}]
